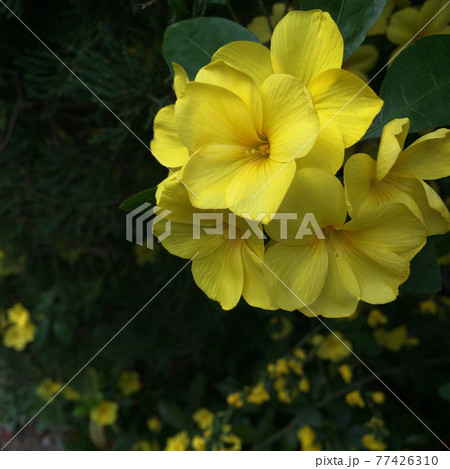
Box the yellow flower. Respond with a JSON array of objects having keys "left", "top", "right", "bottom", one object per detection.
[
  {"left": 118, "top": 371, "right": 142, "bottom": 396},
  {"left": 209, "top": 10, "right": 382, "bottom": 178},
  {"left": 165, "top": 430, "right": 190, "bottom": 451},
  {"left": 6, "top": 303, "right": 31, "bottom": 327},
  {"left": 297, "top": 425, "right": 321, "bottom": 451},
  {"left": 246, "top": 383, "right": 270, "bottom": 405},
  {"left": 193, "top": 408, "right": 214, "bottom": 429},
  {"left": 270, "top": 316, "right": 293, "bottom": 341},
  {"left": 374, "top": 325, "right": 419, "bottom": 351},
  {"left": 345, "top": 119, "right": 450, "bottom": 236},
  {"left": 36, "top": 379, "right": 63, "bottom": 400},
  {"left": 273, "top": 357, "right": 289, "bottom": 376},
  {"left": 132, "top": 440, "right": 159, "bottom": 451},
  {"left": 153, "top": 178, "right": 272, "bottom": 310},
  {"left": 343, "top": 45, "right": 379, "bottom": 82},
  {"left": 366, "top": 416, "right": 385, "bottom": 431},
  {"left": 62, "top": 386, "right": 81, "bottom": 401},
  {"left": 192, "top": 435, "right": 207, "bottom": 451},
  {"left": 367, "top": 309, "right": 388, "bottom": 328},
  {"left": 89, "top": 401, "right": 119, "bottom": 426},
  {"left": 372, "top": 391, "right": 386, "bottom": 404},
  {"left": 147, "top": 416, "right": 162, "bottom": 433},
  {"left": 246, "top": 3, "right": 290, "bottom": 43},
  {"left": 338, "top": 364, "right": 353, "bottom": 383},
  {"left": 362, "top": 434, "right": 387, "bottom": 451},
  {"left": 227, "top": 392, "right": 244, "bottom": 408},
  {"left": 345, "top": 390, "right": 365, "bottom": 408},
  {"left": 316, "top": 332, "right": 352, "bottom": 362},
  {"left": 293, "top": 347, "right": 306, "bottom": 360},
  {"left": 288, "top": 357, "right": 304, "bottom": 376},
  {"left": 3, "top": 322, "right": 36, "bottom": 351},
  {"left": 387, "top": 0, "right": 450, "bottom": 55},
  {"left": 221, "top": 433, "right": 242, "bottom": 451},
  {"left": 299, "top": 377, "right": 311, "bottom": 393},
  {"left": 265, "top": 168, "right": 427, "bottom": 317},
  {"left": 420, "top": 299, "right": 438, "bottom": 315},
  {"left": 368, "top": 0, "right": 395, "bottom": 36}
]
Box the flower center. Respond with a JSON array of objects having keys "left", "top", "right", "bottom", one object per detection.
[
  {"left": 322, "top": 225, "right": 335, "bottom": 235},
  {"left": 245, "top": 142, "right": 270, "bottom": 158}
]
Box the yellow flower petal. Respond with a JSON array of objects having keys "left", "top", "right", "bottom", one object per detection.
[
  {"left": 387, "top": 8, "right": 422, "bottom": 45},
  {"left": 308, "top": 68, "right": 383, "bottom": 147},
  {"left": 212, "top": 41, "right": 274, "bottom": 87},
  {"left": 301, "top": 236, "right": 360, "bottom": 318},
  {"left": 150, "top": 105, "right": 189, "bottom": 168},
  {"left": 225, "top": 157, "right": 296, "bottom": 223},
  {"left": 295, "top": 114, "right": 344, "bottom": 174},
  {"left": 196, "top": 60, "right": 263, "bottom": 134},
  {"left": 173, "top": 63, "right": 189, "bottom": 98},
  {"left": 264, "top": 240, "right": 328, "bottom": 310},
  {"left": 421, "top": 0, "right": 450, "bottom": 35},
  {"left": 414, "top": 179, "right": 450, "bottom": 235},
  {"left": 392, "top": 128, "right": 450, "bottom": 180},
  {"left": 175, "top": 82, "right": 261, "bottom": 152},
  {"left": 191, "top": 240, "right": 245, "bottom": 310},
  {"left": 260, "top": 74, "right": 319, "bottom": 162},
  {"left": 376, "top": 118, "right": 410, "bottom": 180},
  {"left": 270, "top": 10, "right": 343, "bottom": 87}
]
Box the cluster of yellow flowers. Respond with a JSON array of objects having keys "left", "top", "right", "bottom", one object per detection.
[
  {"left": 151, "top": 9, "right": 450, "bottom": 318},
  {"left": 1, "top": 303, "right": 36, "bottom": 351}
]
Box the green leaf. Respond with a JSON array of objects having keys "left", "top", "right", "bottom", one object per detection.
[
  {"left": 400, "top": 240, "right": 442, "bottom": 294},
  {"left": 162, "top": 17, "right": 259, "bottom": 80},
  {"left": 300, "top": 0, "right": 386, "bottom": 60},
  {"left": 52, "top": 321, "right": 72, "bottom": 345},
  {"left": 157, "top": 401, "right": 188, "bottom": 429},
  {"left": 119, "top": 187, "right": 156, "bottom": 212},
  {"left": 364, "top": 36, "right": 450, "bottom": 139},
  {"left": 33, "top": 318, "right": 51, "bottom": 349}
]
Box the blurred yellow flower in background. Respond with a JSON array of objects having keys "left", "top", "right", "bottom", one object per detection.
[
  {"left": 132, "top": 440, "right": 159, "bottom": 451},
  {"left": 36, "top": 379, "right": 63, "bottom": 400},
  {"left": 367, "top": 309, "right": 388, "bottom": 328},
  {"left": 246, "top": 383, "right": 270, "bottom": 404},
  {"left": 2, "top": 303, "right": 36, "bottom": 351},
  {"left": 362, "top": 434, "right": 387, "bottom": 450},
  {"left": 420, "top": 299, "right": 438, "bottom": 315},
  {"left": 221, "top": 433, "right": 242, "bottom": 451},
  {"left": 296, "top": 425, "right": 322, "bottom": 451},
  {"left": 368, "top": 0, "right": 395, "bottom": 36},
  {"left": 316, "top": 332, "right": 353, "bottom": 362},
  {"left": 270, "top": 316, "right": 293, "bottom": 341},
  {"left": 374, "top": 325, "right": 419, "bottom": 351},
  {"left": 227, "top": 392, "right": 244, "bottom": 408},
  {"left": 192, "top": 435, "right": 207, "bottom": 451},
  {"left": 338, "top": 364, "right": 353, "bottom": 383},
  {"left": 246, "top": 3, "right": 290, "bottom": 43},
  {"left": 62, "top": 386, "right": 81, "bottom": 401},
  {"left": 90, "top": 401, "right": 119, "bottom": 426},
  {"left": 118, "top": 371, "right": 142, "bottom": 396},
  {"left": 345, "top": 390, "right": 365, "bottom": 407},
  {"left": 299, "top": 377, "right": 311, "bottom": 393},
  {"left": 372, "top": 391, "right": 386, "bottom": 404},
  {"left": 147, "top": 416, "right": 162, "bottom": 433},
  {"left": 193, "top": 408, "right": 214, "bottom": 429},
  {"left": 345, "top": 118, "right": 450, "bottom": 236},
  {"left": 165, "top": 430, "right": 190, "bottom": 451}
]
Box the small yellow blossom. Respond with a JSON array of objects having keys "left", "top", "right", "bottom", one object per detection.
[
  {"left": 132, "top": 440, "right": 159, "bottom": 451},
  {"left": 246, "top": 383, "right": 270, "bottom": 405},
  {"left": 345, "top": 390, "right": 365, "bottom": 408},
  {"left": 118, "top": 371, "right": 142, "bottom": 396},
  {"left": 367, "top": 309, "right": 388, "bottom": 328},
  {"left": 193, "top": 408, "right": 214, "bottom": 429},
  {"left": 317, "top": 332, "right": 352, "bottom": 362},
  {"left": 270, "top": 316, "right": 293, "bottom": 341},
  {"left": 165, "top": 431, "right": 190, "bottom": 451},
  {"left": 374, "top": 326, "right": 419, "bottom": 351},
  {"left": 420, "top": 300, "right": 438, "bottom": 315},
  {"left": 7, "top": 303, "right": 31, "bottom": 327},
  {"left": 147, "top": 416, "right": 162, "bottom": 433},
  {"left": 221, "top": 433, "right": 242, "bottom": 451},
  {"left": 362, "top": 434, "right": 387, "bottom": 451},
  {"left": 366, "top": 416, "right": 385, "bottom": 431},
  {"left": 338, "top": 364, "right": 353, "bottom": 384},
  {"left": 372, "top": 391, "right": 386, "bottom": 404},
  {"left": 90, "top": 401, "right": 119, "bottom": 426},
  {"left": 227, "top": 392, "right": 244, "bottom": 408},
  {"left": 192, "top": 435, "right": 207, "bottom": 451},
  {"left": 36, "top": 379, "right": 63, "bottom": 400},
  {"left": 3, "top": 323, "right": 36, "bottom": 351},
  {"left": 297, "top": 425, "right": 322, "bottom": 451},
  {"left": 293, "top": 347, "right": 306, "bottom": 360},
  {"left": 299, "top": 377, "right": 310, "bottom": 393},
  {"left": 288, "top": 357, "right": 304, "bottom": 376},
  {"left": 247, "top": 3, "right": 290, "bottom": 43},
  {"left": 62, "top": 386, "right": 81, "bottom": 401}
]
